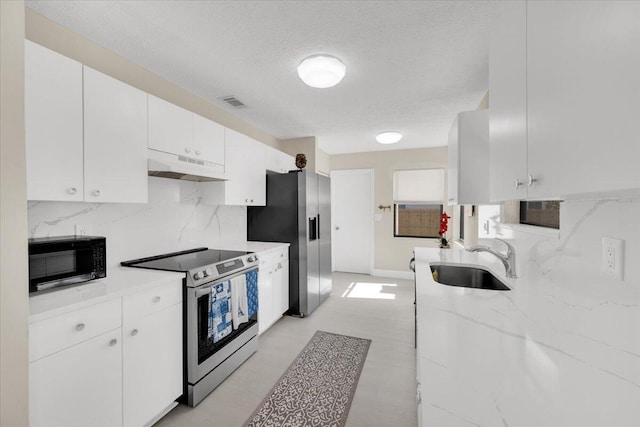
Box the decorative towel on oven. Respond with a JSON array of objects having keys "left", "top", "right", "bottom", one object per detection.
[
  {"left": 246, "top": 269, "right": 259, "bottom": 317},
  {"left": 230, "top": 274, "right": 249, "bottom": 329},
  {"left": 208, "top": 280, "right": 232, "bottom": 343}
]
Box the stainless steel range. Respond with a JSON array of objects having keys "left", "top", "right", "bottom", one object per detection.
[{"left": 122, "top": 247, "right": 259, "bottom": 406}]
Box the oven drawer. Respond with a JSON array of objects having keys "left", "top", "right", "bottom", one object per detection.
[
  {"left": 30, "top": 297, "right": 121, "bottom": 362},
  {"left": 123, "top": 279, "right": 182, "bottom": 322},
  {"left": 258, "top": 246, "right": 288, "bottom": 268}
]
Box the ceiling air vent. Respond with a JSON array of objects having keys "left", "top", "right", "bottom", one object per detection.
[{"left": 219, "top": 95, "right": 247, "bottom": 109}]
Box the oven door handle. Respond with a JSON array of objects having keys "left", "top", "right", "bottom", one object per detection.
[{"left": 195, "top": 286, "right": 214, "bottom": 298}]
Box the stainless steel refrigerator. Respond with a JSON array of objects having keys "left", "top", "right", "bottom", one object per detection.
[{"left": 247, "top": 170, "right": 331, "bottom": 317}]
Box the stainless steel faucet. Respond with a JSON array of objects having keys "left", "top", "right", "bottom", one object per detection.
[{"left": 466, "top": 238, "right": 517, "bottom": 278}]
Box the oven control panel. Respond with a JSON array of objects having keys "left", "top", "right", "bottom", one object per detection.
[{"left": 189, "top": 254, "right": 259, "bottom": 285}]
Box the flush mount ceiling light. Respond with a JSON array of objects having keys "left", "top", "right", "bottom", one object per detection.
[
  {"left": 376, "top": 131, "right": 403, "bottom": 144},
  {"left": 297, "top": 54, "right": 346, "bottom": 88}
]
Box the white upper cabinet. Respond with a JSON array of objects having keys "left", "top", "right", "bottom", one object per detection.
[
  {"left": 25, "top": 41, "right": 148, "bottom": 203},
  {"left": 83, "top": 67, "right": 148, "bottom": 203},
  {"left": 148, "top": 94, "right": 193, "bottom": 156},
  {"left": 526, "top": 0, "right": 640, "bottom": 198},
  {"left": 149, "top": 95, "right": 225, "bottom": 167},
  {"left": 266, "top": 145, "right": 295, "bottom": 174},
  {"left": 201, "top": 128, "right": 266, "bottom": 206},
  {"left": 448, "top": 110, "right": 490, "bottom": 205},
  {"left": 489, "top": 0, "right": 528, "bottom": 202},
  {"left": 193, "top": 113, "right": 225, "bottom": 166},
  {"left": 490, "top": 0, "right": 640, "bottom": 201},
  {"left": 25, "top": 40, "right": 84, "bottom": 201}
]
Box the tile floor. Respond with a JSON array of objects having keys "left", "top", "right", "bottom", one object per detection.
[{"left": 156, "top": 272, "right": 417, "bottom": 427}]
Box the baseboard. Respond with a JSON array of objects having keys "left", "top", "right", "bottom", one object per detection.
[{"left": 371, "top": 269, "right": 414, "bottom": 280}]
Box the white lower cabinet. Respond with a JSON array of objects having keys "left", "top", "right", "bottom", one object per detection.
[
  {"left": 30, "top": 329, "right": 123, "bottom": 427},
  {"left": 258, "top": 267, "right": 274, "bottom": 335},
  {"left": 29, "top": 280, "right": 183, "bottom": 427},
  {"left": 257, "top": 246, "right": 289, "bottom": 334},
  {"left": 123, "top": 303, "right": 182, "bottom": 427}
]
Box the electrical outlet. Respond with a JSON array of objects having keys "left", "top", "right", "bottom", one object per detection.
[
  {"left": 75, "top": 224, "right": 93, "bottom": 236},
  {"left": 602, "top": 237, "right": 624, "bottom": 280}
]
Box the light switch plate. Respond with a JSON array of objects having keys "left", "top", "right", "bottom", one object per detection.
[{"left": 602, "top": 237, "right": 624, "bottom": 280}]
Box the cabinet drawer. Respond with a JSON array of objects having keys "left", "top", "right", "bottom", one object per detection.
[
  {"left": 30, "top": 298, "right": 121, "bottom": 362},
  {"left": 258, "top": 247, "right": 289, "bottom": 267},
  {"left": 123, "top": 280, "right": 182, "bottom": 322}
]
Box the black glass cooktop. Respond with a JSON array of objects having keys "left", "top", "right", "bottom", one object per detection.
[{"left": 121, "top": 247, "right": 252, "bottom": 272}]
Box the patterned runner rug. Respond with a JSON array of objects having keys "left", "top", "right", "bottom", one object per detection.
[{"left": 244, "top": 330, "right": 372, "bottom": 427}]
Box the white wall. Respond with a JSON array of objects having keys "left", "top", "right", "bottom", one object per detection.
[
  {"left": 28, "top": 178, "right": 247, "bottom": 268},
  {"left": 0, "top": 1, "right": 29, "bottom": 425}
]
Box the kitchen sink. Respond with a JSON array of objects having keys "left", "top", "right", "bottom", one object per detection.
[{"left": 429, "top": 264, "right": 511, "bottom": 291}]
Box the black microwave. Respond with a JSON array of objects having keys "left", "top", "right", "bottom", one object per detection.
[{"left": 28, "top": 235, "right": 106, "bottom": 293}]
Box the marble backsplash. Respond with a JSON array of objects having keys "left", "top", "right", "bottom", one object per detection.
[
  {"left": 27, "top": 177, "right": 247, "bottom": 268},
  {"left": 478, "top": 198, "right": 640, "bottom": 286}
]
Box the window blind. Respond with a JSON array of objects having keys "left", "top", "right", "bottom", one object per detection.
[{"left": 393, "top": 169, "right": 444, "bottom": 204}]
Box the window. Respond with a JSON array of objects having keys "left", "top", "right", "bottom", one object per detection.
[
  {"left": 393, "top": 169, "right": 444, "bottom": 238},
  {"left": 519, "top": 201, "right": 560, "bottom": 229}
]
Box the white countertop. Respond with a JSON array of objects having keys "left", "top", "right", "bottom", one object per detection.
[
  {"left": 29, "top": 267, "right": 184, "bottom": 322},
  {"left": 414, "top": 247, "right": 640, "bottom": 427},
  {"left": 216, "top": 241, "right": 290, "bottom": 254}
]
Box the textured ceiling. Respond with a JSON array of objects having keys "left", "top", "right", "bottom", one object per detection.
[{"left": 26, "top": 0, "right": 489, "bottom": 154}]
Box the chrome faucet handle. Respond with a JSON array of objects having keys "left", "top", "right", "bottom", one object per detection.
[{"left": 495, "top": 238, "right": 514, "bottom": 254}]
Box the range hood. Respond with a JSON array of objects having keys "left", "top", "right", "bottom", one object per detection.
[{"left": 148, "top": 149, "right": 227, "bottom": 182}]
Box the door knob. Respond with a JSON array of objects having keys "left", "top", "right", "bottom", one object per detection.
[
  {"left": 92, "top": 190, "right": 100, "bottom": 197},
  {"left": 513, "top": 179, "right": 523, "bottom": 189},
  {"left": 68, "top": 187, "right": 77, "bottom": 195},
  {"left": 527, "top": 174, "right": 538, "bottom": 187}
]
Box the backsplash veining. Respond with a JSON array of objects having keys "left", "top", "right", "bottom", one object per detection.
[
  {"left": 28, "top": 177, "right": 247, "bottom": 268},
  {"left": 479, "top": 198, "right": 640, "bottom": 285}
]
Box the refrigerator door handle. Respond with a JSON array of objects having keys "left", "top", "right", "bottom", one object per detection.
[
  {"left": 317, "top": 214, "right": 320, "bottom": 239},
  {"left": 309, "top": 217, "right": 317, "bottom": 241}
]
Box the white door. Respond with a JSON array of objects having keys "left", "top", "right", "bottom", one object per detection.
[{"left": 331, "top": 169, "right": 373, "bottom": 274}]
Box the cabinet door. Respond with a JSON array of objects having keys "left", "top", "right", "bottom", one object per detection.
[
  {"left": 266, "top": 146, "right": 294, "bottom": 174},
  {"left": 278, "top": 151, "right": 295, "bottom": 174},
  {"left": 527, "top": 1, "right": 640, "bottom": 198},
  {"left": 193, "top": 113, "right": 225, "bottom": 166},
  {"left": 29, "top": 330, "right": 122, "bottom": 427},
  {"left": 25, "top": 40, "right": 84, "bottom": 201},
  {"left": 224, "top": 128, "right": 266, "bottom": 205},
  {"left": 447, "top": 116, "right": 459, "bottom": 205},
  {"left": 83, "top": 67, "right": 148, "bottom": 203},
  {"left": 488, "top": 0, "right": 528, "bottom": 201},
  {"left": 148, "top": 94, "right": 193, "bottom": 156},
  {"left": 258, "top": 267, "right": 274, "bottom": 335},
  {"left": 274, "top": 260, "right": 290, "bottom": 317},
  {"left": 123, "top": 303, "right": 183, "bottom": 427}
]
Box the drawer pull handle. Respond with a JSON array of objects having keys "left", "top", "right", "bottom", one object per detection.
[
  {"left": 92, "top": 189, "right": 101, "bottom": 197},
  {"left": 75, "top": 323, "right": 85, "bottom": 332},
  {"left": 68, "top": 187, "right": 77, "bottom": 195},
  {"left": 153, "top": 296, "right": 161, "bottom": 303},
  {"left": 131, "top": 329, "right": 138, "bottom": 337},
  {"left": 109, "top": 339, "right": 117, "bottom": 347}
]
